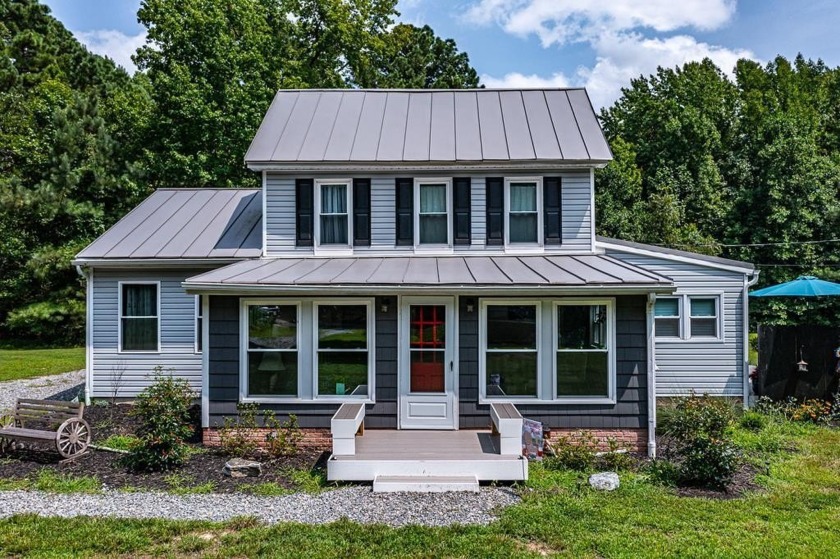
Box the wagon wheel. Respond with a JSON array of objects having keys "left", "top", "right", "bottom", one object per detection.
[
  {"left": 55, "top": 418, "right": 91, "bottom": 458},
  {"left": 0, "top": 415, "right": 12, "bottom": 454}
]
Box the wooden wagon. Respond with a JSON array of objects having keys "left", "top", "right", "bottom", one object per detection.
[{"left": 0, "top": 399, "right": 91, "bottom": 459}]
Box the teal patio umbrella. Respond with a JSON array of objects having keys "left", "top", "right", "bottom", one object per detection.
[{"left": 750, "top": 275, "right": 840, "bottom": 298}]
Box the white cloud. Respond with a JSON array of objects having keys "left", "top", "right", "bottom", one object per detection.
[
  {"left": 73, "top": 29, "right": 147, "bottom": 74},
  {"left": 480, "top": 71, "right": 570, "bottom": 89},
  {"left": 465, "top": 0, "right": 754, "bottom": 108}
]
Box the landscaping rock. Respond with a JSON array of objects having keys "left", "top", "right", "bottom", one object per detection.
[
  {"left": 224, "top": 458, "right": 262, "bottom": 478},
  {"left": 589, "top": 472, "right": 620, "bottom": 491}
]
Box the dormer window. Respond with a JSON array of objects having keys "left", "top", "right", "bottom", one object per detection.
[
  {"left": 315, "top": 180, "right": 351, "bottom": 247},
  {"left": 415, "top": 179, "right": 451, "bottom": 247},
  {"left": 505, "top": 178, "right": 542, "bottom": 246}
]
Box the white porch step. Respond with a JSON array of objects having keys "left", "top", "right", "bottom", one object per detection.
[{"left": 373, "top": 475, "right": 479, "bottom": 493}]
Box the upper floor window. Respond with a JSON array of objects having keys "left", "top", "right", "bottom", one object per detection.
[
  {"left": 415, "top": 179, "right": 451, "bottom": 246},
  {"left": 504, "top": 178, "right": 542, "bottom": 246},
  {"left": 315, "top": 180, "right": 351, "bottom": 247},
  {"left": 119, "top": 282, "right": 159, "bottom": 352}
]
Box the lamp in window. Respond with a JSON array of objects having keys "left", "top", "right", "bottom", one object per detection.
[{"left": 257, "top": 352, "right": 286, "bottom": 393}]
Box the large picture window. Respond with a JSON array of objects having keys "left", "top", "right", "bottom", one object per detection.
[
  {"left": 315, "top": 303, "right": 371, "bottom": 398},
  {"left": 415, "top": 180, "right": 451, "bottom": 246},
  {"left": 316, "top": 180, "right": 351, "bottom": 246},
  {"left": 505, "top": 178, "right": 541, "bottom": 245},
  {"left": 246, "top": 304, "right": 299, "bottom": 397},
  {"left": 555, "top": 302, "right": 612, "bottom": 399},
  {"left": 120, "top": 283, "right": 159, "bottom": 352},
  {"left": 482, "top": 303, "right": 539, "bottom": 398}
]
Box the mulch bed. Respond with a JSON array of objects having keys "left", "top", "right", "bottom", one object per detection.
[{"left": 0, "top": 403, "right": 326, "bottom": 493}]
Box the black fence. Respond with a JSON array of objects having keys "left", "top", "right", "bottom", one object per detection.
[{"left": 756, "top": 325, "right": 840, "bottom": 400}]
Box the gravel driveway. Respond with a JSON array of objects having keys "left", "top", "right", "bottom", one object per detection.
[
  {"left": 0, "top": 369, "right": 85, "bottom": 413},
  {"left": 0, "top": 486, "right": 520, "bottom": 526}
]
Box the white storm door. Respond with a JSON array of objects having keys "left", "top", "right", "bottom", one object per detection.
[{"left": 399, "top": 297, "right": 457, "bottom": 429}]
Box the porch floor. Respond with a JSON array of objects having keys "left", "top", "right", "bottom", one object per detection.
[{"left": 327, "top": 430, "right": 528, "bottom": 482}]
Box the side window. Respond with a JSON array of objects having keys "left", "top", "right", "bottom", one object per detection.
[
  {"left": 654, "top": 297, "right": 681, "bottom": 338},
  {"left": 689, "top": 297, "right": 719, "bottom": 338},
  {"left": 505, "top": 178, "right": 542, "bottom": 246},
  {"left": 120, "top": 283, "right": 159, "bottom": 352},
  {"left": 316, "top": 180, "right": 351, "bottom": 247},
  {"left": 415, "top": 180, "right": 451, "bottom": 246},
  {"left": 195, "top": 295, "right": 203, "bottom": 353},
  {"left": 245, "top": 304, "right": 299, "bottom": 397}
]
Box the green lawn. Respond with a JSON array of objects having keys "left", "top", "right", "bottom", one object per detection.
[
  {"left": 1, "top": 421, "right": 838, "bottom": 557},
  {"left": 0, "top": 347, "right": 85, "bottom": 382}
]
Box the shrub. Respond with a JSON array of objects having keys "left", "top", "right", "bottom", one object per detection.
[
  {"left": 124, "top": 369, "right": 196, "bottom": 472},
  {"left": 739, "top": 411, "right": 766, "bottom": 431},
  {"left": 645, "top": 459, "right": 680, "bottom": 486},
  {"left": 219, "top": 403, "right": 261, "bottom": 457},
  {"left": 597, "top": 438, "right": 635, "bottom": 471},
  {"left": 544, "top": 432, "right": 596, "bottom": 471},
  {"left": 264, "top": 412, "right": 302, "bottom": 457},
  {"left": 789, "top": 399, "right": 832, "bottom": 424},
  {"left": 661, "top": 394, "right": 739, "bottom": 488}
]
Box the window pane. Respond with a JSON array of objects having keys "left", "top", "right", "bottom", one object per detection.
[
  {"left": 419, "top": 184, "right": 446, "bottom": 212},
  {"left": 121, "top": 317, "right": 158, "bottom": 351},
  {"left": 248, "top": 352, "right": 298, "bottom": 396},
  {"left": 487, "top": 305, "right": 536, "bottom": 349},
  {"left": 122, "top": 284, "right": 156, "bottom": 316},
  {"left": 691, "top": 318, "right": 717, "bottom": 337},
  {"left": 410, "top": 350, "right": 445, "bottom": 392},
  {"left": 486, "top": 352, "right": 537, "bottom": 397},
  {"left": 248, "top": 305, "right": 297, "bottom": 349},
  {"left": 419, "top": 215, "right": 447, "bottom": 244},
  {"left": 318, "top": 305, "right": 367, "bottom": 349},
  {"left": 318, "top": 352, "right": 368, "bottom": 396},
  {"left": 509, "top": 214, "right": 537, "bottom": 243},
  {"left": 509, "top": 183, "right": 536, "bottom": 211},
  {"left": 654, "top": 298, "right": 679, "bottom": 317},
  {"left": 655, "top": 317, "right": 680, "bottom": 337},
  {"left": 410, "top": 305, "right": 445, "bottom": 348},
  {"left": 690, "top": 298, "right": 716, "bottom": 317},
  {"left": 320, "top": 184, "right": 347, "bottom": 213},
  {"left": 558, "top": 305, "right": 608, "bottom": 349},
  {"left": 196, "top": 317, "right": 203, "bottom": 351},
  {"left": 557, "top": 352, "right": 608, "bottom": 397},
  {"left": 320, "top": 215, "right": 348, "bottom": 244}
]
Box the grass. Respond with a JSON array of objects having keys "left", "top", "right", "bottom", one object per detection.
[
  {"left": 1, "top": 420, "right": 839, "bottom": 557},
  {"left": 98, "top": 434, "right": 140, "bottom": 451},
  {"left": 0, "top": 469, "right": 101, "bottom": 493},
  {"left": 0, "top": 347, "right": 85, "bottom": 382},
  {"left": 163, "top": 473, "right": 216, "bottom": 495}
]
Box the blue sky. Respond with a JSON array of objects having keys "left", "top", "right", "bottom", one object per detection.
[{"left": 43, "top": 0, "right": 840, "bottom": 108}]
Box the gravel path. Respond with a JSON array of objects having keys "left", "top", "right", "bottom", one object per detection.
[
  {"left": 0, "top": 370, "right": 85, "bottom": 413},
  {"left": 0, "top": 486, "right": 519, "bottom": 526}
]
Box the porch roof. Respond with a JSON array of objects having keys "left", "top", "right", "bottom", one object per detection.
[{"left": 183, "top": 254, "right": 673, "bottom": 291}]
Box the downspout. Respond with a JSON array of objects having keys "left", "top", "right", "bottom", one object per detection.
[
  {"left": 743, "top": 271, "right": 760, "bottom": 409},
  {"left": 75, "top": 265, "right": 93, "bottom": 405},
  {"left": 646, "top": 292, "right": 657, "bottom": 459}
]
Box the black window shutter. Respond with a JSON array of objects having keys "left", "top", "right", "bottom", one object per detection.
[
  {"left": 295, "top": 178, "right": 314, "bottom": 247},
  {"left": 543, "top": 176, "right": 562, "bottom": 245},
  {"left": 485, "top": 177, "right": 504, "bottom": 246},
  {"left": 353, "top": 178, "right": 371, "bottom": 247},
  {"left": 453, "top": 177, "right": 471, "bottom": 245},
  {"left": 395, "top": 178, "right": 414, "bottom": 246}
]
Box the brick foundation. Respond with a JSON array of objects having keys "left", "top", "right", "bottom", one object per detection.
[
  {"left": 548, "top": 428, "right": 648, "bottom": 453},
  {"left": 202, "top": 428, "right": 332, "bottom": 452}
]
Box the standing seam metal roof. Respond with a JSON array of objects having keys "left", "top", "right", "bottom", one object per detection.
[{"left": 245, "top": 89, "right": 612, "bottom": 164}]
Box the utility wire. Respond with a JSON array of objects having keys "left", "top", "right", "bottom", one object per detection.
[{"left": 658, "top": 238, "right": 840, "bottom": 249}]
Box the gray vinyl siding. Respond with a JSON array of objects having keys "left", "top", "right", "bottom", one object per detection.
[
  {"left": 90, "top": 268, "right": 209, "bottom": 398},
  {"left": 606, "top": 249, "right": 746, "bottom": 397},
  {"left": 264, "top": 170, "right": 593, "bottom": 255},
  {"left": 207, "top": 296, "right": 397, "bottom": 429}
]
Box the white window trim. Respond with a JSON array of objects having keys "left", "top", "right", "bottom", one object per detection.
[
  {"left": 312, "top": 299, "right": 376, "bottom": 402},
  {"left": 504, "top": 176, "right": 543, "bottom": 250},
  {"left": 653, "top": 295, "right": 682, "bottom": 340},
  {"left": 654, "top": 292, "right": 725, "bottom": 343},
  {"left": 240, "top": 300, "right": 303, "bottom": 403},
  {"left": 194, "top": 295, "right": 203, "bottom": 354},
  {"left": 117, "top": 281, "right": 161, "bottom": 354},
  {"left": 478, "top": 300, "right": 542, "bottom": 403},
  {"left": 314, "top": 178, "right": 353, "bottom": 253},
  {"left": 553, "top": 299, "right": 616, "bottom": 404},
  {"left": 414, "top": 177, "right": 453, "bottom": 250}
]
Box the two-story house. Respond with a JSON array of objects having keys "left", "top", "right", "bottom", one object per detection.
[{"left": 74, "top": 89, "right": 755, "bottom": 486}]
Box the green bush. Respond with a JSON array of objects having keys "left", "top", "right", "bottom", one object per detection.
[
  {"left": 124, "top": 369, "right": 196, "bottom": 472},
  {"left": 645, "top": 459, "right": 680, "bottom": 486},
  {"left": 219, "top": 403, "right": 261, "bottom": 458},
  {"left": 545, "top": 432, "right": 596, "bottom": 471},
  {"left": 661, "top": 394, "right": 740, "bottom": 488},
  {"left": 264, "top": 412, "right": 302, "bottom": 458},
  {"left": 739, "top": 411, "right": 766, "bottom": 431},
  {"left": 598, "top": 438, "right": 635, "bottom": 471}
]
